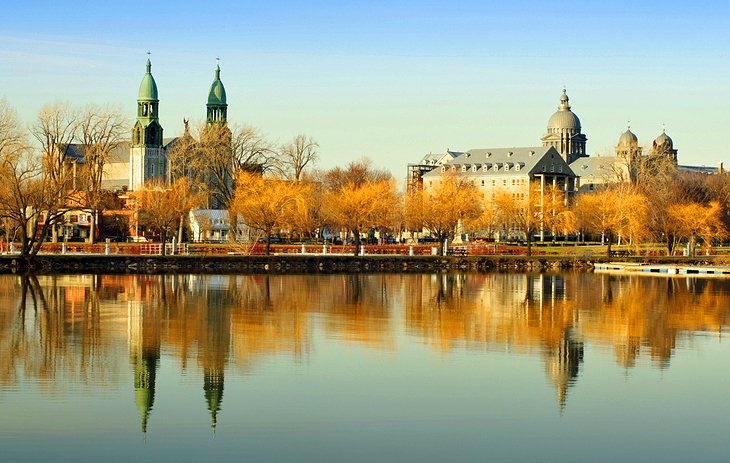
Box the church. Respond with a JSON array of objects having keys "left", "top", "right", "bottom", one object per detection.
[{"left": 99, "top": 58, "right": 230, "bottom": 192}]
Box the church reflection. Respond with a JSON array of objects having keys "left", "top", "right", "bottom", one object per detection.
[{"left": 1, "top": 272, "right": 729, "bottom": 429}]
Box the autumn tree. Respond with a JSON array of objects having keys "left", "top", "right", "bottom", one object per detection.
[
  {"left": 132, "top": 179, "right": 204, "bottom": 252},
  {"left": 280, "top": 134, "right": 318, "bottom": 182},
  {"left": 574, "top": 184, "right": 649, "bottom": 255},
  {"left": 169, "top": 178, "right": 206, "bottom": 243},
  {"left": 492, "top": 184, "right": 542, "bottom": 256},
  {"left": 667, "top": 201, "right": 727, "bottom": 256},
  {"left": 321, "top": 160, "right": 397, "bottom": 256},
  {"left": 230, "top": 171, "right": 307, "bottom": 255},
  {"left": 405, "top": 174, "right": 482, "bottom": 255}
]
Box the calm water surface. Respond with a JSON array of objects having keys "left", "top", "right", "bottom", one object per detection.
[{"left": 1, "top": 272, "right": 729, "bottom": 462}]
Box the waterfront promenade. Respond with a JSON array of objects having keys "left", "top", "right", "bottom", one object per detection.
[{"left": 1, "top": 251, "right": 728, "bottom": 274}]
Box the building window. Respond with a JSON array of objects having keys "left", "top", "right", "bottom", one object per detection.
[
  {"left": 481, "top": 180, "right": 485, "bottom": 186},
  {"left": 492, "top": 180, "right": 496, "bottom": 187},
  {"left": 503, "top": 179, "right": 507, "bottom": 187}
]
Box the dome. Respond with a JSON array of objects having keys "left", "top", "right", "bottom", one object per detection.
[
  {"left": 547, "top": 89, "right": 581, "bottom": 131},
  {"left": 138, "top": 59, "right": 159, "bottom": 101},
  {"left": 207, "top": 64, "right": 227, "bottom": 106},
  {"left": 654, "top": 129, "right": 673, "bottom": 150},
  {"left": 617, "top": 127, "right": 638, "bottom": 147}
]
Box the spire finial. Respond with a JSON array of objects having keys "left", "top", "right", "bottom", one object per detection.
[
  {"left": 215, "top": 57, "right": 221, "bottom": 78},
  {"left": 627, "top": 120, "right": 631, "bottom": 130},
  {"left": 146, "top": 51, "right": 151, "bottom": 72}
]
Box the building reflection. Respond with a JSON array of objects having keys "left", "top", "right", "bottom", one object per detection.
[
  {"left": 0, "top": 273, "right": 729, "bottom": 425},
  {"left": 128, "top": 300, "right": 160, "bottom": 434}
]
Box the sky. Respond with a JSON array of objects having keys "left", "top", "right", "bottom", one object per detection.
[{"left": 1, "top": 0, "right": 729, "bottom": 177}]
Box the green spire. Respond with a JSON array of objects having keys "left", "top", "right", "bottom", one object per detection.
[
  {"left": 206, "top": 61, "right": 228, "bottom": 124},
  {"left": 207, "top": 63, "right": 227, "bottom": 106},
  {"left": 138, "top": 58, "right": 159, "bottom": 101}
]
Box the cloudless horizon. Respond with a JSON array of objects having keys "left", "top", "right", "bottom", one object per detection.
[{"left": 2, "top": 0, "right": 729, "bottom": 177}]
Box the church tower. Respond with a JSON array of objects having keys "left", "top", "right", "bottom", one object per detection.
[
  {"left": 130, "top": 58, "right": 165, "bottom": 191},
  {"left": 206, "top": 63, "right": 228, "bottom": 124},
  {"left": 541, "top": 89, "right": 587, "bottom": 164},
  {"left": 201, "top": 62, "right": 232, "bottom": 209}
]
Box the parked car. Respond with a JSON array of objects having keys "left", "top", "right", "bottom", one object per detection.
[{"left": 257, "top": 236, "right": 283, "bottom": 244}]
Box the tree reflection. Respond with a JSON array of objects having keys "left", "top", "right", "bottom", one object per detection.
[{"left": 0, "top": 272, "right": 729, "bottom": 423}]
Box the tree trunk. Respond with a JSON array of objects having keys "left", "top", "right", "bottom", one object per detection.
[
  {"left": 606, "top": 231, "right": 613, "bottom": 257},
  {"left": 160, "top": 231, "right": 166, "bottom": 255},
  {"left": 265, "top": 227, "right": 272, "bottom": 256},
  {"left": 88, "top": 211, "right": 96, "bottom": 244},
  {"left": 353, "top": 227, "right": 360, "bottom": 256},
  {"left": 526, "top": 231, "right": 532, "bottom": 257},
  {"left": 178, "top": 215, "right": 185, "bottom": 244}
]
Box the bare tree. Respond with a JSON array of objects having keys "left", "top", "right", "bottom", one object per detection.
[
  {"left": 30, "top": 102, "right": 79, "bottom": 242},
  {"left": 165, "top": 119, "right": 200, "bottom": 184},
  {"left": 200, "top": 123, "right": 275, "bottom": 209},
  {"left": 280, "top": 134, "right": 318, "bottom": 182},
  {"left": 77, "top": 105, "right": 128, "bottom": 243}
]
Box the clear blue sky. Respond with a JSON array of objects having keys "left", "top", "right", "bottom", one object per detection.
[{"left": 1, "top": 0, "right": 729, "bottom": 177}]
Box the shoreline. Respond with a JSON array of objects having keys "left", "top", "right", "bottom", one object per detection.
[{"left": 1, "top": 254, "right": 728, "bottom": 275}]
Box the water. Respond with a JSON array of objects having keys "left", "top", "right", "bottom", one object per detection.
[{"left": 1, "top": 273, "right": 729, "bottom": 462}]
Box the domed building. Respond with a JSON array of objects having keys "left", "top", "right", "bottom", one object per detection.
[
  {"left": 541, "top": 89, "right": 587, "bottom": 164},
  {"left": 615, "top": 126, "right": 642, "bottom": 165},
  {"left": 651, "top": 129, "right": 678, "bottom": 163}
]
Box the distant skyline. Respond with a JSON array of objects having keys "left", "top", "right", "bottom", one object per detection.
[{"left": 2, "top": 0, "right": 729, "bottom": 177}]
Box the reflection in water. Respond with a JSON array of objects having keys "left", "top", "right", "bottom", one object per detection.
[{"left": 1, "top": 272, "right": 729, "bottom": 431}]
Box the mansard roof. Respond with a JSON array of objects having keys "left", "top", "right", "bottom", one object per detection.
[{"left": 422, "top": 146, "right": 576, "bottom": 178}]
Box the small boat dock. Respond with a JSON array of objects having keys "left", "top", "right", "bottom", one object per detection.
[{"left": 594, "top": 262, "right": 730, "bottom": 277}]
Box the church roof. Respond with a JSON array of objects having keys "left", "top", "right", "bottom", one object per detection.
[
  {"left": 654, "top": 129, "right": 674, "bottom": 150},
  {"left": 617, "top": 127, "right": 638, "bottom": 147},
  {"left": 138, "top": 59, "right": 159, "bottom": 101}
]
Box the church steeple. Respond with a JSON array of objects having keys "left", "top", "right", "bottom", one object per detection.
[
  {"left": 206, "top": 60, "right": 228, "bottom": 124},
  {"left": 130, "top": 56, "right": 166, "bottom": 191},
  {"left": 133, "top": 57, "right": 163, "bottom": 148}
]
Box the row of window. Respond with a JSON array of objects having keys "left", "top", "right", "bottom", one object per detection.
[{"left": 442, "top": 162, "right": 525, "bottom": 174}]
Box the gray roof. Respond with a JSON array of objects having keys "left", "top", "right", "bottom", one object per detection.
[
  {"left": 62, "top": 142, "right": 131, "bottom": 164},
  {"left": 423, "top": 146, "right": 576, "bottom": 178},
  {"left": 569, "top": 156, "right": 622, "bottom": 180},
  {"left": 678, "top": 164, "right": 721, "bottom": 175}
]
